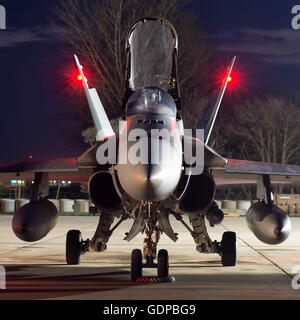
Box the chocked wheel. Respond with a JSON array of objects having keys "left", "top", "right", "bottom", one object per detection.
[
  {"left": 157, "top": 249, "right": 169, "bottom": 278},
  {"left": 131, "top": 249, "right": 142, "bottom": 281}
]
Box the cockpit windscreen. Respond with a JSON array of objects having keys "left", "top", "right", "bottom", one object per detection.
[{"left": 125, "top": 88, "right": 177, "bottom": 118}]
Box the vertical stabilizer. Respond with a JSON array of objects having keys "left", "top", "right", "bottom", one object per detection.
[
  {"left": 74, "top": 55, "right": 115, "bottom": 141},
  {"left": 197, "top": 56, "right": 236, "bottom": 145}
]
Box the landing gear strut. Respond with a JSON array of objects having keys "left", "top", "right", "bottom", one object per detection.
[
  {"left": 130, "top": 202, "right": 169, "bottom": 281},
  {"left": 173, "top": 212, "right": 237, "bottom": 266},
  {"left": 89, "top": 212, "right": 115, "bottom": 252},
  {"left": 65, "top": 211, "right": 127, "bottom": 265}
]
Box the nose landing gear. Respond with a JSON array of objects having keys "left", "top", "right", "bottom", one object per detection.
[
  {"left": 130, "top": 202, "right": 170, "bottom": 281},
  {"left": 157, "top": 249, "right": 169, "bottom": 278},
  {"left": 131, "top": 249, "right": 143, "bottom": 281},
  {"left": 130, "top": 248, "right": 170, "bottom": 281}
]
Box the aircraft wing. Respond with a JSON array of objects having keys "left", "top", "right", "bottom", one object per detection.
[
  {"left": 183, "top": 136, "right": 300, "bottom": 185},
  {"left": 0, "top": 157, "right": 93, "bottom": 183},
  {"left": 211, "top": 158, "right": 300, "bottom": 186},
  {"left": 0, "top": 140, "right": 111, "bottom": 183},
  {"left": 0, "top": 157, "right": 78, "bottom": 173}
]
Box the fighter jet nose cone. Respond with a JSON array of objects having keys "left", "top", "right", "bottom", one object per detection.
[
  {"left": 118, "top": 160, "right": 181, "bottom": 202},
  {"left": 117, "top": 140, "right": 182, "bottom": 202},
  {"left": 134, "top": 164, "right": 163, "bottom": 188},
  {"left": 132, "top": 164, "right": 164, "bottom": 201}
]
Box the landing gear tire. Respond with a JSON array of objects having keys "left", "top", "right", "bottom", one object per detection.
[
  {"left": 221, "top": 231, "right": 237, "bottom": 266},
  {"left": 157, "top": 249, "right": 169, "bottom": 278},
  {"left": 131, "top": 249, "right": 142, "bottom": 281},
  {"left": 66, "top": 230, "right": 82, "bottom": 265}
]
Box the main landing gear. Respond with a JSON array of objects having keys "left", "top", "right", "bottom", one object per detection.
[
  {"left": 174, "top": 213, "right": 237, "bottom": 266},
  {"left": 65, "top": 203, "right": 237, "bottom": 281},
  {"left": 220, "top": 231, "right": 237, "bottom": 266},
  {"left": 65, "top": 211, "right": 117, "bottom": 265},
  {"left": 66, "top": 230, "right": 89, "bottom": 265}
]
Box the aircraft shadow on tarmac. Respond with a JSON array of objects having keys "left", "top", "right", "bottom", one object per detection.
[
  {"left": 0, "top": 263, "right": 293, "bottom": 300},
  {"left": 2, "top": 264, "right": 137, "bottom": 299}
]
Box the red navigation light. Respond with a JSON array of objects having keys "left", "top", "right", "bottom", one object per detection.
[
  {"left": 211, "top": 59, "right": 249, "bottom": 97},
  {"left": 61, "top": 62, "right": 95, "bottom": 94},
  {"left": 29, "top": 155, "right": 33, "bottom": 159}
]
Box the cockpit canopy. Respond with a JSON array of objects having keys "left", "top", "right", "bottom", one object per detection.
[
  {"left": 128, "top": 18, "right": 177, "bottom": 92},
  {"left": 125, "top": 87, "right": 177, "bottom": 118}
]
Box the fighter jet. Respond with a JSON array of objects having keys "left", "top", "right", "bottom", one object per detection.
[{"left": 1, "top": 17, "right": 300, "bottom": 281}]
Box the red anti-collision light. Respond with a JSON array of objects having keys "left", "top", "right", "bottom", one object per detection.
[{"left": 77, "top": 75, "right": 83, "bottom": 81}]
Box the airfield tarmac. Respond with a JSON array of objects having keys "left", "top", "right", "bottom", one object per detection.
[{"left": 0, "top": 215, "right": 299, "bottom": 300}]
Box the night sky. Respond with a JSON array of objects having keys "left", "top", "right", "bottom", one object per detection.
[{"left": 0, "top": 0, "right": 299, "bottom": 162}]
